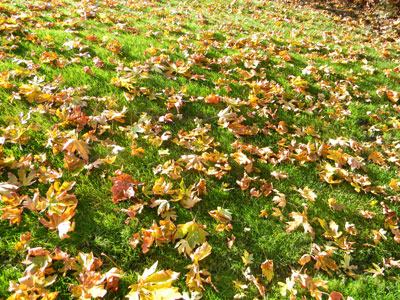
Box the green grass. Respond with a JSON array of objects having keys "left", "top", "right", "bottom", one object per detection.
[{"left": 0, "top": 0, "right": 400, "bottom": 299}]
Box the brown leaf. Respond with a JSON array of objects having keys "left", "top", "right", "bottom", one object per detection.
[
  {"left": 386, "top": 89, "right": 399, "bottom": 103},
  {"left": 329, "top": 291, "right": 344, "bottom": 300},
  {"left": 298, "top": 254, "right": 312, "bottom": 266},
  {"left": 62, "top": 137, "right": 90, "bottom": 161},
  {"left": 110, "top": 174, "right": 144, "bottom": 203}
]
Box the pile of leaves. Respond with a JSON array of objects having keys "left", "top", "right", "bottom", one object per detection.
[{"left": 1, "top": 0, "right": 400, "bottom": 299}]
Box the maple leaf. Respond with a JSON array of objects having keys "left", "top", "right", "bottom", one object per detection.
[
  {"left": 345, "top": 222, "right": 358, "bottom": 236},
  {"left": 71, "top": 252, "right": 103, "bottom": 274},
  {"left": 298, "top": 254, "right": 312, "bottom": 266},
  {"left": 313, "top": 245, "right": 338, "bottom": 276},
  {"left": 62, "top": 137, "right": 91, "bottom": 160},
  {"left": 175, "top": 221, "right": 208, "bottom": 255},
  {"left": 260, "top": 181, "right": 273, "bottom": 197},
  {"left": 368, "top": 151, "right": 386, "bottom": 167},
  {"left": 209, "top": 207, "right": 232, "bottom": 224},
  {"left": 347, "top": 157, "right": 363, "bottom": 170},
  {"left": 190, "top": 242, "right": 212, "bottom": 264},
  {"left": 18, "top": 83, "right": 41, "bottom": 102},
  {"left": 63, "top": 153, "right": 86, "bottom": 174},
  {"left": 278, "top": 276, "right": 297, "bottom": 299},
  {"left": 319, "top": 162, "right": 343, "bottom": 184},
  {"left": 258, "top": 208, "right": 268, "bottom": 218},
  {"left": 215, "top": 223, "right": 233, "bottom": 232},
  {"left": 231, "top": 151, "right": 252, "bottom": 165},
  {"left": 272, "top": 191, "right": 286, "bottom": 208},
  {"left": 392, "top": 228, "right": 400, "bottom": 243},
  {"left": 69, "top": 271, "right": 107, "bottom": 299},
  {"left": 9, "top": 273, "right": 58, "bottom": 300},
  {"left": 329, "top": 291, "right": 344, "bottom": 300},
  {"left": 327, "top": 149, "right": 347, "bottom": 168},
  {"left": 14, "top": 232, "right": 31, "bottom": 252},
  {"left": 383, "top": 257, "right": 400, "bottom": 269},
  {"left": 40, "top": 51, "right": 58, "bottom": 63},
  {"left": 110, "top": 174, "right": 144, "bottom": 203},
  {"left": 261, "top": 259, "right": 274, "bottom": 282},
  {"left": 185, "top": 242, "right": 215, "bottom": 294},
  {"left": 271, "top": 207, "right": 284, "bottom": 221},
  {"left": 293, "top": 186, "right": 317, "bottom": 203},
  {"left": 39, "top": 206, "right": 76, "bottom": 239},
  {"left": 242, "top": 267, "right": 265, "bottom": 297},
  {"left": 318, "top": 219, "right": 342, "bottom": 240},
  {"left": 236, "top": 172, "right": 257, "bottom": 191},
  {"left": 121, "top": 203, "right": 145, "bottom": 223},
  {"left": 389, "top": 178, "right": 400, "bottom": 192},
  {"left": 328, "top": 198, "right": 346, "bottom": 211},
  {"left": 0, "top": 182, "right": 19, "bottom": 197},
  {"left": 179, "top": 154, "right": 206, "bottom": 172},
  {"left": 365, "top": 263, "right": 384, "bottom": 278},
  {"left": 204, "top": 94, "right": 220, "bottom": 104},
  {"left": 105, "top": 268, "right": 124, "bottom": 292},
  {"left": 227, "top": 234, "right": 236, "bottom": 249},
  {"left": 126, "top": 261, "right": 182, "bottom": 300},
  {"left": 43, "top": 181, "right": 77, "bottom": 214},
  {"left": 241, "top": 250, "right": 253, "bottom": 266},
  {"left": 386, "top": 89, "right": 399, "bottom": 103},
  {"left": 93, "top": 56, "right": 104, "bottom": 68},
  {"left": 22, "top": 191, "right": 48, "bottom": 212},
  {"left": 129, "top": 233, "right": 141, "bottom": 249},
  {"left": 286, "top": 209, "right": 315, "bottom": 238},
  {"left": 151, "top": 177, "right": 175, "bottom": 196},
  {"left": 270, "top": 170, "right": 289, "bottom": 181},
  {"left": 297, "top": 272, "right": 329, "bottom": 300},
  {"left": 153, "top": 160, "right": 182, "bottom": 180},
  {"left": 171, "top": 180, "right": 202, "bottom": 209},
  {"left": 0, "top": 71, "right": 13, "bottom": 89},
  {"left": 1, "top": 205, "right": 24, "bottom": 226},
  {"left": 8, "top": 169, "right": 36, "bottom": 187},
  {"left": 135, "top": 220, "right": 176, "bottom": 254},
  {"left": 371, "top": 229, "right": 387, "bottom": 244},
  {"left": 359, "top": 210, "right": 376, "bottom": 219},
  {"left": 194, "top": 179, "right": 207, "bottom": 196},
  {"left": 341, "top": 253, "right": 358, "bottom": 278}
]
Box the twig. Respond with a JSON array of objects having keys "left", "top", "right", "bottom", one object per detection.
[{"left": 101, "top": 252, "right": 122, "bottom": 269}]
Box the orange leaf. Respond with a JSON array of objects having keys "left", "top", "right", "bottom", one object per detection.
[
  {"left": 110, "top": 174, "right": 144, "bottom": 203},
  {"left": 329, "top": 291, "right": 344, "bottom": 300},
  {"left": 205, "top": 94, "right": 220, "bottom": 104},
  {"left": 386, "top": 89, "right": 399, "bottom": 103},
  {"left": 62, "top": 137, "right": 90, "bottom": 161}
]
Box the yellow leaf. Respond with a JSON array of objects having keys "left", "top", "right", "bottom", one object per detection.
[
  {"left": 298, "top": 254, "right": 312, "bottom": 266},
  {"left": 242, "top": 250, "right": 253, "bottom": 266},
  {"left": 126, "top": 261, "right": 182, "bottom": 300},
  {"left": 62, "top": 137, "right": 91, "bottom": 161},
  {"left": 175, "top": 221, "right": 208, "bottom": 253},
  {"left": 261, "top": 260, "right": 274, "bottom": 282},
  {"left": 389, "top": 178, "right": 399, "bottom": 192},
  {"left": 19, "top": 84, "right": 41, "bottom": 102},
  {"left": 190, "top": 242, "right": 212, "bottom": 263}
]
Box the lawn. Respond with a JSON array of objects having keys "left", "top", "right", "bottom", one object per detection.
[{"left": 1, "top": 0, "right": 400, "bottom": 299}]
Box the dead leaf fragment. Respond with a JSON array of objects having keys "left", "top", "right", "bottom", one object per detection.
[{"left": 261, "top": 260, "right": 274, "bottom": 282}]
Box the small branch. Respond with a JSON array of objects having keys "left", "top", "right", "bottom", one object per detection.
[{"left": 101, "top": 252, "right": 122, "bottom": 269}]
